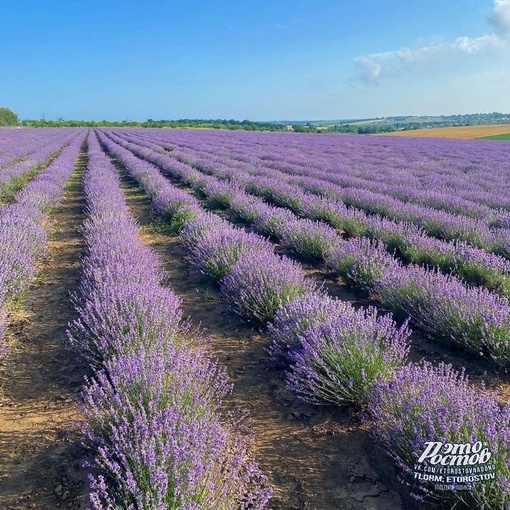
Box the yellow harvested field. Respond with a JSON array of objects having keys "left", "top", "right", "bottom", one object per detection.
[{"left": 384, "top": 124, "right": 510, "bottom": 139}]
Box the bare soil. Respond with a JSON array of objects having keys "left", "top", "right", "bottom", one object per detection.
[
  {"left": 119, "top": 172, "right": 415, "bottom": 509},
  {"left": 0, "top": 158, "right": 90, "bottom": 509}
]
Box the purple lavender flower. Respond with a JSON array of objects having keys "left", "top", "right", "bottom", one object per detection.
[
  {"left": 220, "top": 251, "right": 317, "bottom": 324},
  {"left": 267, "top": 293, "right": 353, "bottom": 366}
]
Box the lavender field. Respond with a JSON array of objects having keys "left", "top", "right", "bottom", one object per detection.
[{"left": 1, "top": 127, "right": 510, "bottom": 509}]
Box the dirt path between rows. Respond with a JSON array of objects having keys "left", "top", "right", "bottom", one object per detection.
[
  {"left": 0, "top": 155, "right": 90, "bottom": 509},
  {"left": 118, "top": 171, "right": 414, "bottom": 510}
]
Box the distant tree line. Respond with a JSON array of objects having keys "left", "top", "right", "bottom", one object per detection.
[
  {"left": 20, "top": 118, "right": 287, "bottom": 131},
  {"left": 0, "top": 107, "right": 19, "bottom": 127},
  {"left": 21, "top": 119, "right": 144, "bottom": 128},
  {"left": 18, "top": 117, "right": 397, "bottom": 133},
  {"left": 143, "top": 118, "right": 284, "bottom": 130},
  {"left": 13, "top": 109, "right": 510, "bottom": 133},
  {"left": 435, "top": 112, "right": 510, "bottom": 125},
  {"left": 326, "top": 124, "right": 396, "bottom": 134}
]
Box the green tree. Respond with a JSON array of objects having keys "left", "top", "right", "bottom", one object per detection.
[{"left": 0, "top": 107, "right": 19, "bottom": 127}]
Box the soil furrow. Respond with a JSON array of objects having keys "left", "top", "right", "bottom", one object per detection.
[{"left": 0, "top": 154, "right": 90, "bottom": 509}]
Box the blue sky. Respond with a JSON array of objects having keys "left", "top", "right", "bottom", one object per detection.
[{"left": 1, "top": 0, "right": 509, "bottom": 121}]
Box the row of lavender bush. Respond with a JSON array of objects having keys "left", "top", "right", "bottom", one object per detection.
[
  {"left": 0, "top": 128, "right": 71, "bottom": 168},
  {"left": 0, "top": 131, "right": 85, "bottom": 358},
  {"left": 0, "top": 130, "right": 77, "bottom": 202},
  {"left": 129, "top": 126, "right": 510, "bottom": 213},
  {"left": 329, "top": 238, "right": 510, "bottom": 365},
  {"left": 68, "top": 132, "right": 271, "bottom": 509},
  {"left": 127, "top": 127, "right": 510, "bottom": 222},
  {"left": 111, "top": 130, "right": 510, "bottom": 296},
  {"left": 98, "top": 129, "right": 510, "bottom": 509},
  {"left": 116, "top": 129, "right": 510, "bottom": 252},
  {"left": 181, "top": 139, "right": 510, "bottom": 230},
  {"left": 101, "top": 130, "right": 510, "bottom": 367}
]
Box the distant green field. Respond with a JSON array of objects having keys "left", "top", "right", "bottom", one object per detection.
[{"left": 479, "top": 133, "right": 510, "bottom": 140}]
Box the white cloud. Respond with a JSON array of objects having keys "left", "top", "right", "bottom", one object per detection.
[
  {"left": 452, "top": 33, "right": 506, "bottom": 52},
  {"left": 356, "top": 0, "right": 510, "bottom": 84},
  {"left": 489, "top": 0, "right": 510, "bottom": 35},
  {"left": 356, "top": 54, "right": 387, "bottom": 83}
]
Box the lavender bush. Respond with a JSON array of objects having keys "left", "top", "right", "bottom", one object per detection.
[
  {"left": 267, "top": 293, "right": 350, "bottom": 366},
  {"left": 376, "top": 265, "right": 510, "bottom": 366},
  {"left": 452, "top": 241, "right": 510, "bottom": 296},
  {"left": 280, "top": 218, "right": 340, "bottom": 260},
  {"left": 303, "top": 196, "right": 367, "bottom": 237},
  {"left": 251, "top": 207, "right": 296, "bottom": 239},
  {"left": 326, "top": 237, "right": 399, "bottom": 291},
  {"left": 0, "top": 207, "right": 47, "bottom": 301},
  {"left": 230, "top": 192, "right": 272, "bottom": 223},
  {"left": 200, "top": 178, "right": 239, "bottom": 208},
  {"left": 188, "top": 228, "right": 273, "bottom": 280},
  {"left": 69, "top": 281, "right": 183, "bottom": 364},
  {"left": 220, "top": 251, "right": 317, "bottom": 324},
  {"left": 180, "top": 212, "right": 231, "bottom": 250},
  {"left": 366, "top": 362, "right": 510, "bottom": 509},
  {"left": 287, "top": 308, "right": 411, "bottom": 407},
  {"left": 152, "top": 188, "right": 201, "bottom": 233},
  {"left": 84, "top": 349, "right": 271, "bottom": 510}
]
